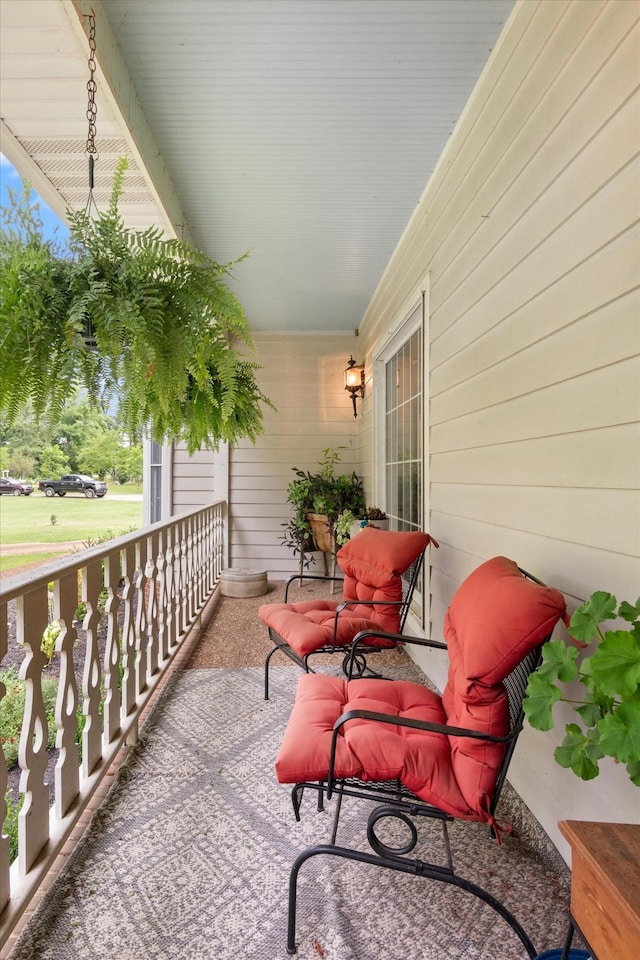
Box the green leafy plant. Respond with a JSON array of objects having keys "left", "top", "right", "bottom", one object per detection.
[
  {"left": 41, "top": 620, "right": 62, "bottom": 663},
  {"left": 4, "top": 790, "right": 23, "bottom": 863},
  {"left": 280, "top": 448, "right": 365, "bottom": 558},
  {"left": 523, "top": 592, "right": 640, "bottom": 785},
  {"left": 0, "top": 159, "right": 273, "bottom": 452},
  {"left": 0, "top": 667, "right": 58, "bottom": 768},
  {"left": 334, "top": 509, "right": 359, "bottom": 546},
  {"left": 366, "top": 506, "right": 387, "bottom": 521}
]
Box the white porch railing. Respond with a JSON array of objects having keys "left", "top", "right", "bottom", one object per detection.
[{"left": 0, "top": 501, "right": 225, "bottom": 945}]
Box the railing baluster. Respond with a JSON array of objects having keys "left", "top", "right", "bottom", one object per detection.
[
  {"left": 120, "top": 543, "right": 137, "bottom": 719},
  {"left": 16, "top": 588, "right": 50, "bottom": 875},
  {"left": 145, "top": 532, "right": 159, "bottom": 680},
  {"left": 180, "top": 521, "right": 189, "bottom": 636},
  {"left": 103, "top": 550, "right": 122, "bottom": 745},
  {"left": 134, "top": 541, "right": 148, "bottom": 698},
  {"left": 164, "top": 528, "right": 176, "bottom": 654},
  {"left": 156, "top": 531, "right": 168, "bottom": 664},
  {"left": 53, "top": 572, "right": 80, "bottom": 819},
  {"left": 80, "top": 560, "right": 102, "bottom": 779}
]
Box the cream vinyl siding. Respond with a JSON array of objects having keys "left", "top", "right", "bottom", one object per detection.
[
  {"left": 229, "top": 333, "right": 360, "bottom": 577},
  {"left": 172, "top": 446, "right": 216, "bottom": 509},
  {"left": 359, "top": 0, "right": 640, "bottom": 859}
]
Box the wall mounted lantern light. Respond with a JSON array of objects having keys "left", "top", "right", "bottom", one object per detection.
[{"left": 345, "top": 356, "right": 365, "bottom": 417}]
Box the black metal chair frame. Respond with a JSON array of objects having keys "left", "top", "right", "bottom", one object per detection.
[
  {"left": 264, "top": 549, "right": 425, "bottom": 699},
  {"left": 284, "top": 569, "right": 551, "bottom": 958}
]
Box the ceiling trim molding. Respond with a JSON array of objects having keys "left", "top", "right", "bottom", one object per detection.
[{"left": 1, "top": 119, "right": 71, "bottom": 221}]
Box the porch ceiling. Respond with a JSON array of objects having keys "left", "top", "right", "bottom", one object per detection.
[{"left": 0, "top": 0, "right": 515, "bottom": 333}]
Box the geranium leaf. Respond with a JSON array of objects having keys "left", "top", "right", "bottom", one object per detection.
[
  {"left": 535, "top": 640, "right": 578, "bottom": 682},
  {"left": 598, "top": 701, "right": 640, "bottom": 764},
  {"left": 523, "top": 673, "right": 562, "bottom": 731},
  {"left": 575, "top": 695, "right": 603, "bottom": 729},
  {"left": 619, "top": 598, "right": 640, "bottom": 623},
  {"left": 569, "top": 592, "right": 617, "bottom": 643},
  {"left": 554, "top": 724, "right": 603, "bottom": 780},
  {"left": 626, "top": 761, "right": 640, "bottom": 787},
  {"left": 591, "top": 631, "right": 640, "bottom": 697}
]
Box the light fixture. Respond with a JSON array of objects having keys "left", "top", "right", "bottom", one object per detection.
[{"left": 344, "top": 356, "right": 365, "bottom": 417}]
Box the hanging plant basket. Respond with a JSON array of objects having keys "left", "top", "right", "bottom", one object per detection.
[{"left": 0, "top": 159, "right": 273, "bottom": 452}]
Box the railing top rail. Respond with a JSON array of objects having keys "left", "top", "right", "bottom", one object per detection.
[{"left": 0, "top": 499, "right": 224, "bottom": 604}]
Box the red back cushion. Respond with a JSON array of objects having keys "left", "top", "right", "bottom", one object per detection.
[
  {"left": 444, "top": 556, "right": 567, "bottom": 686},
  {"left": 441, "top": 556, "right": 567, "bottom": 812},
  {"left": 337, "top": 528, "right": 436, "bottom": 632}
]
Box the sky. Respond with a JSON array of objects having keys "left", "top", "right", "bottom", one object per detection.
[{"left": 1, "top": 152, "right": 70, "bottom": 243}]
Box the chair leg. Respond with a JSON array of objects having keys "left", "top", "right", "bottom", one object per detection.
[
  {"left": 264, "top": 645, "right": 281, "bottom": 700},
  {"left": 329, "top": 790, "right": 343, "bottom": 844},
  {"left": 286, "top": 843, "right": 539, "bottom": 958}
]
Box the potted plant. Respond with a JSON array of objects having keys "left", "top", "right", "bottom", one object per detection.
[
  {"left": 0, "top": 159, "right": 273, "bottom": 453},
  {"left": 280, "top": 447, "right": 365, "bottom": 560},
  {"left": 523, "top": 591, "right": 640, "bottom": 785},
  {"left": 365, "top": 506, "right": 389, "bottom": 530},
  {"left": 334, "top": 506, "right": 390, "bottom": 546}
]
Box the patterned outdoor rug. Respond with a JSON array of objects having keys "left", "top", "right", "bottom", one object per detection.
[{"left": 11, "top": 665, "right": 573, "bottom": 960}]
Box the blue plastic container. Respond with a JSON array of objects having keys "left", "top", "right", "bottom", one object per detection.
[{"left": 533, "top": 950, "right": 592, "bottom": 960}]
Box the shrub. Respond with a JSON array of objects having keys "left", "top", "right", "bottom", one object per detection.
[{"left": 0, "top": 667, "right": 58, "bottom": 768}]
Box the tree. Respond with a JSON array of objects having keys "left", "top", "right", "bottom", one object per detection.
[
  {"left": 77, "top": 430, "right": 121, "bottom": 480},
  {"left": 7, "top": 450, "right": 36, "bottom": 480},
  {"left": 115, "top": 444, "right": 143, "bottom": 484},
  {"left": 38, "top": 444, "right": 71, "bottom": 479}
]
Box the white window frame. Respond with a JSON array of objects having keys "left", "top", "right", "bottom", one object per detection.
[
  {"left": 373, "top": 275, "right": 431, "bottom": 631},
  {"left": 143, "top": 439, "right": 173, "bottom": 525}
]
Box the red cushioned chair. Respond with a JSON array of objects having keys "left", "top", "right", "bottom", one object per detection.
[
  {"left": 275, "top": 557, "right": 569, "bottom": 957},
  {"left": 259, "top": 527, "right": 438, "bottom": 699}
]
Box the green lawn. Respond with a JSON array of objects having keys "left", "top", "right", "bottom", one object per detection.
[
  {"left": 0, "top": 492, "right": 143, "bottom": 545},
  {"left": 0, "top": 551, "right": 69, "bottom": 574}
]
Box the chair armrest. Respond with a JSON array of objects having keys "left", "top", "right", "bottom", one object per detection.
[
  {"left": 326, "top": 708, "right": 511, "bottom": 795},
  {"left": 342, "top": 629, "right": 446, "bottom": 677},
  {"left": 350, "top": 629, "right": 447, "bottom": 652},
  {"left": 328, "top": 599, "right": 405, "bottom": 647},
  {"left": 333, "top": 600, "right": 412, "bottom": 648},
  {"left": 284, "top": 573, "right": 343, "bottom": 602},
  {"left": 336, "top": 599, "right": 405, "bottom": 612},
  {"left": 334, "top": 709, "right": 510, "bottom": 743}
]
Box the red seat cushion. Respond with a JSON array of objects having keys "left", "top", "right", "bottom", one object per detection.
[
  {"left": 258, "top": 600, "right": 397, "bottom": 657},
  {"left": 275, "top": 674, "right": 477, "bottom": 820},
  {"left": 259, "top": 528, "right": 435, "bottom": 655}
]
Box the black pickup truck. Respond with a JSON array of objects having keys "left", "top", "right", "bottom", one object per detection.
[{"left": 38, "top": 474, "right": 107, "bottom": 499}]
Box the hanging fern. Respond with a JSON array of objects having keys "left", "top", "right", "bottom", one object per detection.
[{"left": 0, "top": 158, "right": 273, "bottom": 452}]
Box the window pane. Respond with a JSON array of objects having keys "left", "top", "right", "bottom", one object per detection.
[{"left": 384, "top": 328, "right": 421, "bottom": 535}]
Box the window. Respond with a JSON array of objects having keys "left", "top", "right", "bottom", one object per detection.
[
  {"left": 149, "top": 441, "right": 164, "bottom": 524},
  {"left": 144, "top": 439, "right": 172, "bottom": 525},
  {"left": 383, "top": 311, "right": 422, "bottom": 534},
  {"left": 375, "top": 296, "right": 427, "bottom": 627}
]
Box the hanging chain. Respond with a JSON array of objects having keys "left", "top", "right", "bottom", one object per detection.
[
  {"left": 83, "top": 10, "right": 98, "bottom": 198},
  {"left": 85, "top": 11, "right": 98, "bottom": 156}
]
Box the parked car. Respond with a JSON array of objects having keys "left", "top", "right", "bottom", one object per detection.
[
  {"left": 37, "top": 474, "right": 107, "bottom": 499},
  {"left": 0, "top": 477, "right": 34, "bottom": 496}
]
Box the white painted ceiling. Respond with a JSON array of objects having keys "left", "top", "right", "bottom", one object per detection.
[{"left": 1, "top": 0, "right": 515, "bottom": 333}]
